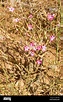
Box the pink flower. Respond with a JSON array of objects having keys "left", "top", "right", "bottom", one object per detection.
[
  {"left": 30, "top": 51, "right": 35, "bottom": 56},
  {"left": 50, "top": 36, "right": 55, "bottom": 42},
  {"left": 8, "top": 7, "right": 14, "bottom": 12},
  {"left": 28, "top": 24, "right": 33, "bottom": 30},
  {"left": 28, "top": 14, "right": 33, "bottom": 18},
  {"left": 36, "top": 59, "right": 42, "bottom": 65},
  {"left": 36, "top": 45, "right": 42, "bottom": 51},
  {"left": 47, "top": 13, "right": 54, "bottom": 21},
  {"left": 30, "top": 42, "right": 36, "bottom": 46},
  {"left": 42, "top": 45, "right": 47, "bottom": 52},
  {"left": 24, "top": 46, "right": 29, "bottom": 51},
  {"left": 13, "top": 18, "right": 19, "bottom": 22},
  {"left": 30, "top": 42, "right": 37, "bottom": 51}
]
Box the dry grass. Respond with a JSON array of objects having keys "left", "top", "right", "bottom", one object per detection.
[{"left": 0, "top": 0, "right": 62, "bottom": 95}]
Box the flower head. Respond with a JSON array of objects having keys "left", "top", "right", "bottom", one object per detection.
[
  {"left": 47, "top": 13, "right": 54, "bottom": 21},
  {"left": 36, "top": 59, "right": 42, "bottom": 65},
  {"left": 42, "top": 45, "right": 47, "bottom": 52},
  {"left": 9, "top": 7, "right": 14, "bottom": 12},
  {"left": 50, "top": 35, "right": 55, "bottom": 42},
  {"left": 36, "top": 45, "right": 42, "bottom": 51},
  {"left": 28, "top": 24, "right": 33, "bottom": 30},
  {"left": 30, "top": 42, "right": 36, "bottom": 46},
  {"left": 28, "top": 14, "right": 33, "bottom": 19},
  {"left": 30, "top": 42, "right": 37, "bottom": 51},
  {"left": 24, "top": 46, "right": 29, "bottom": 51},
  {"left": 13, "top": 18, "right": 19, "bottom": 22},
  {"left": 30, "top": 51, "right": 35, "bottom": 56}
]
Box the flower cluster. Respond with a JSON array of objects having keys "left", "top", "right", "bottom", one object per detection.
[
  {"left": 24, "top": 42, "right": 47, "bottom": 65},
  {"left": 47, "top": 13, "right": 55, "bottom": 21},
  {"left": 6, "top": 3, "right": 58, "bottom": 67}
]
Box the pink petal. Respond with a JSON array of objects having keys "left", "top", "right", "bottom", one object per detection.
[
  {"left": 47, "top": 13, "right": 54, "bottom": 21},
  {"left": 28, "top": 14, "right": 33, "bottom": 18},
  {"left": 36, "top": 59, "right": 42, "bottom": 65},
  {"left": 36, "top": 45, "right": 42, "bottom": 51},
  {"left": 24, "top": 46, "right": 29, "bottom": 51},
  {"left": 50, "top": 36, "right": 55, "bottom": 41},
  {"left": 42, "top": 45, "right": 47, "bottom": 52},
  {"left": 13, "top": 18, "right": 19, "bottom": 22},
  {"left": 28, "top": 24, "right": 33, "bottom": 30},
  {"left": 30, "top": 42, "right": 36, "bottom": 46},
  {"left": 30, "top": 51, "right": 35, "bottom": 56},
  {"left": 9, "top": 7, "right": 14, "bottom": 12}
]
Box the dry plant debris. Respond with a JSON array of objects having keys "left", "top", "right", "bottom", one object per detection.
[{"left": 0, "top": 0, "right": 62, "bottom": 95}]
